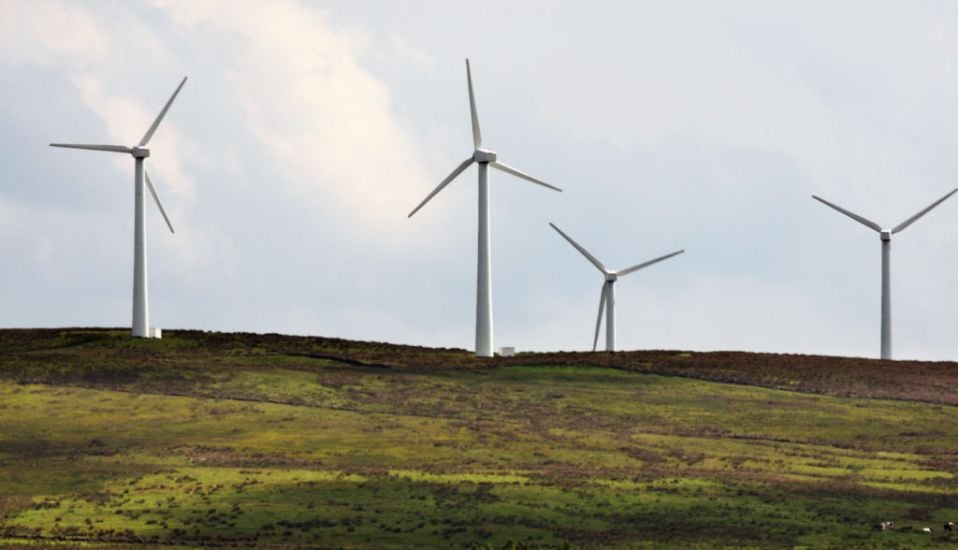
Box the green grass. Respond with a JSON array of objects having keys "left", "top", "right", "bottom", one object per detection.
[{"left": 1, "top": 329, "right": 957, "bottom": 548}]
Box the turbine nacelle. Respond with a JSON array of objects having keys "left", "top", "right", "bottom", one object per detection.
[
  {"left": 131, "top": 146, "right": 150, "bottom": 159},
  {"left": 473, "top": 149, "right": 497, "bottom": 163},
  {"left": 880, "top": 229, "right": 891, "bottom": 241},
  {"left": 604, "top": 273, "right": 618, "bottom": 282}
]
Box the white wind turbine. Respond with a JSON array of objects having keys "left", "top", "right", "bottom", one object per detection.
[
  {"left": 549, "top": 223, "right": 684, "bottom": 352},
  {"left": 408, "top": 60, "right": 561, "bottom": 357},
  {"left": 51, "top": 77, "right": 187, "bottom": 339},
  {"left": 812, "top": 188, "right": 957, "bottom": 360}
]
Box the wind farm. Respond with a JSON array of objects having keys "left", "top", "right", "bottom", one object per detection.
[
  {"left": 4, "top": 2, "right": 958, "bottom": 548},
  {"left": 3, "top": 52, "right": 956, "bottom": 548}
]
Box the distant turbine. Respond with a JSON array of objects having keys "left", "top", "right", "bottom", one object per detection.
[
  {"left": 409, "top": 60, "right": 562, "bottom": 357},
  {"left": 51, "top": 77, "right": 187, "bottom": 339},
  {"left": 812, "top": 188, "right": 958, "bottom": 360},
  {"left": 549, "top": 223, "right": 684, "bottom": 352}
]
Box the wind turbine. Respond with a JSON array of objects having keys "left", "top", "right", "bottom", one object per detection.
[
  {"left": 812, "top": 188, "right": 958, "bottom": 360},
  {"left": 51, "top": 77, "right": 187, "bottom": 339},
  {"left": 549, "top": 223, "right": 684, "bottom": 352},
  {"left": 408, "top": 60, "right": 561, "bottom": 357}
]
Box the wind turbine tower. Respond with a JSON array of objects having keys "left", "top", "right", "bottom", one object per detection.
[
  {"left": 51, "top": 77, "right": 187, "bottom": 338},
  {"left": 812, "top": 188, "right": 957, "bottom": 359},
  {"left": 409, "top": 60, "right": 561, "bottom": 357},
  {"left": 550, "top": 223, "right": 684, "bottom": 352}
]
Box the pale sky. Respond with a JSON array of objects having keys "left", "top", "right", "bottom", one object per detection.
[{"left": 2, "top": 0, "right": 958, "bottom": 360}]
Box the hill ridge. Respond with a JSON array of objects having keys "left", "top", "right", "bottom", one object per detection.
[{"left": 1, "top": 327, "right": 956, "bottom": 406}]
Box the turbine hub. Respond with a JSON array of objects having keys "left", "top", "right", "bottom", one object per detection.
[
  {"left": 473, "top": 148, "right": 497, "bottom": 163},
  {"left": 605, "top": 273, "right": 618, "bottom": 282},
  {"left": 880, "top": 229, "right": 891, "bottom": 241},
  {"left": 131, "top": 147, "right": 150, "bottom": 159}
]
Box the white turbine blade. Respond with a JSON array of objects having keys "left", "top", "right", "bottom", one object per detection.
[
  {"left": 891, "top": 188, "right": 958, "bottom": 234},
  {"left": 144, "top": 170, "right": 175, "bottom": 234},
  {"left": 490, "top": 161, "right": 562, "bottom": 192},
  {"left": 811, "top": 195, "right": 881, "bottom": 232},
  {"left": 138, "top": 76, "right": 188, "bottom": 147},
  {"left": 408, "top": 157, "right": 474, "bottom": 218},
  {"left": 466, "top": 59, "right": 481, "bottom": 149},
  {"left": 592, "top": 284, "right": 607, "bottom": 352},
  {"left": 49, "top": 143, "right": 131, "bottom": 154},
  {"left": 616, "top": 249, "right": 685, "bottom": 277},
  {"left": 549, "top": 222, "right": 607, "bottom": 273}
]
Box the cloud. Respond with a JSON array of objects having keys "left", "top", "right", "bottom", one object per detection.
[
  {"left": 153, "top": 0, "right": 431, "bottom": 228},
  {"left": 0, "top": 0, "right": 109, "bottom": 67},
  {"left": 0, "top": 1, "right": 195, "bottom": 198},
  {"left": 531, "top": 1, "right": 958, "bottom": 203}
]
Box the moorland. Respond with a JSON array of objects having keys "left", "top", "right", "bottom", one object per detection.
[{"left": 1, "top": 328, "right": 957, "bottom": 548}]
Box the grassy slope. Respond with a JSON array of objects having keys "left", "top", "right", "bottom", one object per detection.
[{"left": 0, "top": 328, "right": 956, "bottom": 548}]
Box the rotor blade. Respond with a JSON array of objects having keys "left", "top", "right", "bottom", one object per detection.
[
  {"left": 891, "top": 188, "right": 958, "bottom": 234},
  {"left": 490, "top": 161, "right": 562, "bottom": 192},
  {"left": 811, "top": 195, "right": 881, "bottom": 232},
  {"left": 592, "top": 284, "right": 607, "bottom": 352},
  {"left": 466, "top": 59, "right": 481, "bottom": 149},
  {"left": 616, "top": 249, "right": 685, "bottom": 277},
  {"left": 407, "top": 158, "right": 474, "bottom": 218},
  {"left": 138, "top": 76, "right": 187, "bottom": 147},
  {"left": 49, "top": 143, "right": 131, "bottom": 154},
  {"left": 549, "top": 222, "right": 607, "bottom": 273},
  {"left": 144, "top": 170, "right": 175, "bottom": 234}
]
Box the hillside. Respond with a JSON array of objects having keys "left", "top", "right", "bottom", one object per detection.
[{"left": 1, "top": 328, "right": 957, "bottom": 548}]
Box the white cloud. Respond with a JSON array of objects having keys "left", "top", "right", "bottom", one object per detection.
[
  {"left": 0, "top": 0, "right": 109, "bottom": 67},
  {"left": 153, "top": 0, "right": 431, "bottom": 227},
  {"left": 0, "top": 2, "right": 195, "bottom": 197}
]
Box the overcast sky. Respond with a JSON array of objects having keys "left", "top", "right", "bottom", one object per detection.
[{"left": 2, "top": 0, "right": 958, "bottom": 360}]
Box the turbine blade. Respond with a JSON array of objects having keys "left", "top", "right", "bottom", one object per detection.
[
  {"left": 549, "top": 222, "right": 607, "bottom": 273},
  {"left": 812, "top": 195, "right": 882, "bottom": 232},
  {"left": 145, "top": 170, "right": 175, "bottom": 234},
  {"left": 466, "top": 59, "right": 481, "bottom": 149},
  {"left": 138, "top": 76, "right": 187, "bottom": 147},
  {"left": 592, "top": 284, "right": 607, "bottom": 352},
  {"left": 408, "top": 158, "right": 474, "bottom": 218},
  {"left": 49, "top": 143, "right": 131, "bottom": 154},
  {"left": 616, "top": 249, "right": 685, "bottom": 277},
  {"left": 490, "top": 161, "right": 562, "bottom": 192},
  {"left": 891, "top": 187, "right": 958, "bottom": 234}
]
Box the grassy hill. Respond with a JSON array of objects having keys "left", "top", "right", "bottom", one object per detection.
[{"left": 1, "top": 328, "right": 957, "bottom": 548}]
